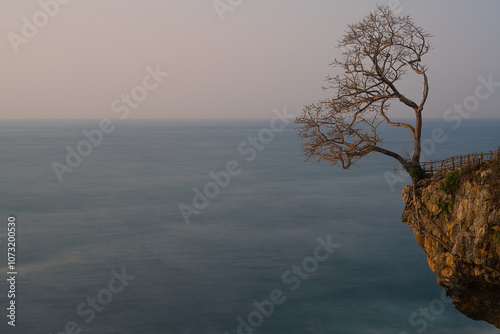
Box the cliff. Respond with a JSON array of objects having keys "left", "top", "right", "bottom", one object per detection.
[{"left": 402, "top": 160, "right": 500, "bottom": 328}]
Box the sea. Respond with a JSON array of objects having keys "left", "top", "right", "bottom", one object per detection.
[{"left": 0, "top": 118, "right": 498, "bottom": 334}]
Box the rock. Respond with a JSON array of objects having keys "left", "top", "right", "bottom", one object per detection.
[{"left": 402, "top": 161, "right": 500, "bottom": 328}]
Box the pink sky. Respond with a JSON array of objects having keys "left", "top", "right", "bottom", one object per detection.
[{"left": 1, "top": 0, "right": 499, "bottom": 119}]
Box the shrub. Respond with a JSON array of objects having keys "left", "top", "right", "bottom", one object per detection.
[
  {"left": 440, "top": 170, "right": 462, "bottom": 195},
  {"left": 437, "top": 196, "right": 452, "bottom": 215},
  {"left": 493, "top": 230, "right": 500, "bottom": 245},
  {"left": 408, "top": 165, "right": 426, "bottom": 181}
]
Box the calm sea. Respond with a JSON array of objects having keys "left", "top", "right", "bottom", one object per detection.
[{"left": 0, "top": 118, "right": 498, "bottom": 334}]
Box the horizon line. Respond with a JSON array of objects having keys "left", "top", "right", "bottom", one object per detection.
[{"left": 0, "top": 117, "right": 499, "bottom": 121}]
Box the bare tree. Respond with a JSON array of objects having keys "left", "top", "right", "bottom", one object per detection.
[{"left": 296, "top": 5, "right": 431, "bottom": 179}]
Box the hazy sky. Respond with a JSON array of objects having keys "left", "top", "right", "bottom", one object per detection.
[{"left": 1, "top": 0, "right": 500, "bottom": 119}]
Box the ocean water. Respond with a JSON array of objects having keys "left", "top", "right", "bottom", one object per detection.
[{"left": 0, "top": 118, "right": 498, "bottom": 334}]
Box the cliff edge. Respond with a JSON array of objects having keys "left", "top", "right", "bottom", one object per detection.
[{"left": 402, "top": 161, "right": 500, "bottom": 328}]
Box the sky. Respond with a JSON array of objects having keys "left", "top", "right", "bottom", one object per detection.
[{"left": 1, "top": 0, "right": 500, "bottom": 119}]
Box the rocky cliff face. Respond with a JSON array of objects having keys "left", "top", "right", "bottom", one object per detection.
[{"left": 402, "top": 161, "right": 500, "bottom": 328}]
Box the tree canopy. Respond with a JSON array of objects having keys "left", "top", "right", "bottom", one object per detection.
[{"left": 296, "top": 5, "right": 432, "bottom": 177}]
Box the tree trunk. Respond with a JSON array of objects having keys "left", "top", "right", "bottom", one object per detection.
[{"left": 412, "top": 109, "right": 423, "bottom": 166}]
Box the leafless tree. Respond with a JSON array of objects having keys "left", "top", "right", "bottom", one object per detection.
[{"left": 296, "top": 5, "right": 431, "bottom": 179}]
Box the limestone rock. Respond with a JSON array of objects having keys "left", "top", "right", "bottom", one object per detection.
[{"left": 402, "top": 162, "right": 500, "bottom": 328}]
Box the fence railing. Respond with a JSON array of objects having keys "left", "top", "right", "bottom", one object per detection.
[{"left": 421, "top": 146, "right": 500, "bottom": 176}]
